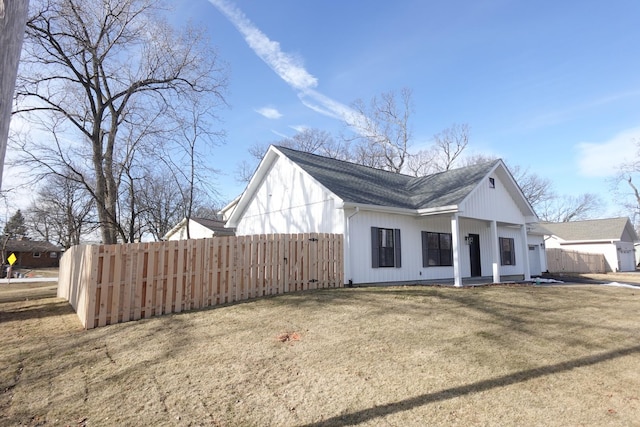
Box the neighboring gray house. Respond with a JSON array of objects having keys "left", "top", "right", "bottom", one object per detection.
[
  {"left": 225, "top": 145, "right": 540, "bottom": 286},
  {"left": 543, "top": 217, "right": 638, "bottom": 272},
  {"left": 163, "top": 217, "right": 235, "bottom": 241}
]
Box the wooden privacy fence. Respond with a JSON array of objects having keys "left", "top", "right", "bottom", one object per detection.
[
  {"left": 546, "top": 248, "right": 607, "bottom": 274},
  {"left": 58, "top": 233, "right": 344, "bottom": 329}
]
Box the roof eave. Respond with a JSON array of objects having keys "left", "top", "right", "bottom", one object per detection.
[
  {"left": 417, "top": 205, "right": 460, "bottom": 216},
  {"left": 558, "top": 239, "right": 620, "bottom": 244},
  {"left": 340, "top": 202, "right": 460, "bottom": 216}
]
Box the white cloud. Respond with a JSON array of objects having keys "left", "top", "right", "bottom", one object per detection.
[
  {"left": 576, "top": 127, "right": 640, "bottom": 177},
  {"left": 255, "top": 107, "right": 282, "bottom": 119},
  {"left": 270, "top": 129, "right": 289, "bottom": 139},
  {"left": 208, "top": 0, "right": 317, "bottom": 90},
  {"left": 209, "top": 0, "right": 370, "bottom": 135},
  {"left": 288, "top": 125, "right": 308, "bottom": 133}
]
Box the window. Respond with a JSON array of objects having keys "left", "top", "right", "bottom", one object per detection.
[
  {"left": 33, "top": 252, "right": 41, "bottom": 258},
  {"left": 499, "top": 237, "right": 515, "bottom": 265},
  {"left": 489, "top": 177, "right": 495, "bottom": 188},
  {"left": 422, "top": 231, "right": 453, "bottom": 267},
  {"left": 50, "top": 252, "right": 58, "bottom": 258},
  {"left": 371, "top": 227, "right": 401, "bottom": 268}
]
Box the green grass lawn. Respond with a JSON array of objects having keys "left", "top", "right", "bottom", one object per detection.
[{"left": 1, "top": 284, "right": 639, "bottom": 426}]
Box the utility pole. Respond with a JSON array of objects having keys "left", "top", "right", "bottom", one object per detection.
[{"left": 0, "top": 0, "right": 30, "bottom": 189}]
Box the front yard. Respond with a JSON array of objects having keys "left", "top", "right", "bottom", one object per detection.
[{"left": 1, "top": 284, "right": 639, "bottom": 426}]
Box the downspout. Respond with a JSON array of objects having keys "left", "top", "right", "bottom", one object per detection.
[{"left": 345, "top": 207, "right": 360, "bottom": 286}]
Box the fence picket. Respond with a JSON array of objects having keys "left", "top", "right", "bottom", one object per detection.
[
  {"left": 59, "top": 234, "right": 343, "bottom": 329},
  {"left": 546, "top": 248, "right": 607, "bottom": 273}
]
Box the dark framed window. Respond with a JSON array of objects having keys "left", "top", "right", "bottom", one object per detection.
[
  {"left": 371, "top": 227, "right": 401, "bottom": 268},
  {"left": 489, "top": 177, "right": 495, "bottom": 188},
  {"left": 499, "top": 237, "right": 515, "bottom": 265},
  {"left": 422, "top": 231, "right": 453, "bottom": 267},
  {"left": 33, "top": 252, "right": 41, "bottom": 258}
]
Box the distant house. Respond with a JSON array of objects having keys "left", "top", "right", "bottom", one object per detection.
[
  {"left": 4, "top": 239, "right": 63, "bottom": 269},
  {"left": 163, "top": 217, "right": 235, "bottom": 241},
  {"left": 543, "top": 217, "right": 638, "bottom": 272},
  {"left": 225, "top": 145, "right": 540, "bottom": 286}
]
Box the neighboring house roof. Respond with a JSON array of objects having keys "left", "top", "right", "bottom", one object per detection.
[
  {"left": 542, "top": 217, "right": 639, "bottom": 243},
  {"left": 219, "top": 195, "right": 241, "bottom": 221},
  {"left": 5, "top": 239, "right": 62, "bottom": 253},
  {"left": 163, "top": 217, "right": 235, "bottom": 240},
  {"left": 191, "top": 217, "right": 232, "bottom": 232},
  {"left": 527, "top": 223, "right": 554, "bottom": 236},
  {"left": 274, "top": 146, "right": 503, "bottom": 210}
]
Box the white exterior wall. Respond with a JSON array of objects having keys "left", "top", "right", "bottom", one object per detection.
[
  {"left": 166, "top": 221, "right": 217, "bottom": 241},
  {"left": 527, "top": 234, "right": 547, "bottom": 276},
  {"left": 235, "top": 157, "right": 344, "bottom": 235},
  {"left": 461, "top": 172, "right": 525, "bottom": 224},
  {"left": 616, "top": 241, "right": 635, "bottom": 271},
  {"left": 347, "top": 210, "right": 529, "bottom": 284}
]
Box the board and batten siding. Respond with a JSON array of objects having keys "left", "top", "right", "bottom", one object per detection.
[
  {"left": 461, "top": 171, "right": 526, "bottom": 224},
  {"left": 235, "top": 156, "right": 344, "bottom": 236},
  {"left": 347, "top": 210, "right": 529, "bottom": 284}
]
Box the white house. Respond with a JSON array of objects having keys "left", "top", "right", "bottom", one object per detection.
[
  {"left": 225, "top": 146, "right": 540, "bottom": 287},
  {"left": 543, "top": 217, "right": 638, "bottom": 272},
  {"left": 163, "top": 217, "right": 235, "bottom": 241}
]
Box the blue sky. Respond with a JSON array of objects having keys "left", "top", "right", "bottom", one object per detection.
[
  {"left": 6, "top": 0, "right": 640, "bottom": 219},
  {"left": 168, "top": 0, "right": 640, "bottom": 214}
]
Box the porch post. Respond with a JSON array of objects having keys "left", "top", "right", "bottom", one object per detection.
[
  {"left": 520, "top": 224, "right": 531, "bottom": 281},
  {"left": 490, "top": 220, "right": 500, "bottom": 283},
  {"left": 451, "top": 213, "right": 463, "bottom": 287}
]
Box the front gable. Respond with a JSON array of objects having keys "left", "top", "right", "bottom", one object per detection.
[
  {"left": 228, "top": 147, "right": 344, "bottom": 234},
  {"left": 459, "top": 161, "right": 536, "bottom": 224}
]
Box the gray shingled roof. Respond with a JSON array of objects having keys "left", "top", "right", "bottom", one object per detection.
[
  {"left": 5, "top": 239, "right": 62, "bottom": 253},
  {"left": 191, "top": 217, "right": 235, "bottom": 235},
  {"left": 276, "top": 146, "right": 499, "bottom": 210},
  {"left": 542, "top": 217, "right": 635, "bottom": 241}
]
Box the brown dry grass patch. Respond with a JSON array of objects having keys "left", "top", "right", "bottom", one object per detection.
[{"left": 1, "top": 284, "right": 639, "bottom": 426}]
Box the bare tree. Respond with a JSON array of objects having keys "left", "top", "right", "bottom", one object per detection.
[
  {"left": 431, "top": 123, "right": 470, "bottom": 171},
  {"left": 26, "top": 173, "right": 95, "bottom": 248},
  {"left": 163, "top": 93, "right": 224, "bottom": 238},
  {"left": 237, "top": 128, "right": 349, "bottom": 183},
  {"left": 507, "top": 164, "right": 554, "bottom": 208},
  {"left": 345, "top": 88, "right": 413, "bottom": 173},
  {"left": 610, "top": 140, "right": 640, "bottom": 232},
  {"left": 138, "top": 170, "right": 187, "bottom": 241},
  {"left": 537, "top": 193, "right": 603, "bottom": 222},
  {"left": 14, "top": 0, "right": 227, "bottom": 243},
  {"left": 406, "top": 123, "right": 471, "bottom": 176}
]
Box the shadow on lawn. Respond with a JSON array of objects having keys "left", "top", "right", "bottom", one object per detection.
[
  {"left": 302, "top": 343, "right": 640, "bottom": 427},
  {"left": 0, "top": 298, "right": 74, "bottom": 323}
]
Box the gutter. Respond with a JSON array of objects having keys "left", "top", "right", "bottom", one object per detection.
[{"left": 339, "top": 202, "right": 460, "bottom": 217}]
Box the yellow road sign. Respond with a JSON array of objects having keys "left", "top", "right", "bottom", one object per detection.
[{"left": 7, "top": 253, "right": 17, "bottom": 266}]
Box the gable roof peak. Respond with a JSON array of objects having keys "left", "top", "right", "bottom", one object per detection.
[{"left": 273, "top": 145, "right": 504, "bottom": 211}]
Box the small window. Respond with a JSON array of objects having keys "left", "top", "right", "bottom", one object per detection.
[
  {"left": 499, "top": 237, "right": 515, "bottom": 265},
  {"left": 371, "top": 227, "right": 402, "bottom": 268},
  {"left": 33, "top": 252, "right": 41, "bottom": 258},
  {"left": 489, "top": 177, "right": 495, "bottom": 188},
  {"left": 422, "top": 231, "right": 453, "bottom": 267},
  {"left": 50, "top": 252, "right": 58, "bottom": 258}
]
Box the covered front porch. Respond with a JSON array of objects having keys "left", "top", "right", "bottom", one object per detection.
[{"left": 420, "top": 213, "right": 533, "bottom": 287}]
